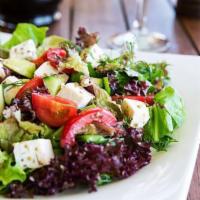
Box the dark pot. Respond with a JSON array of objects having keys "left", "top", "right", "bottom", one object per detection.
[{"left": 0, "top": 0, "right": 62, "bottom": 29}]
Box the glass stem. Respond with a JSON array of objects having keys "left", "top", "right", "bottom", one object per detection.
[{"left": 133, "top": 0, "right": 146, "bottom": 31}]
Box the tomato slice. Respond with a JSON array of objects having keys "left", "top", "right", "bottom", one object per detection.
[
  {"left": 112, "top": 95, "right": 154, "bottom": 105},
  {"left": 33, "top": 48, "right": 67, "bottom": 67},
  {"left": 16, "top": 77, "right": 44, "bottom": 99},
  {"left": 33, "top": 52, "right": 48, "bottom": 66},
  {"left": 32, "top": 93, "right": 77, "bottom": 127},
  {"left": 60, "top": 107, "right": 117, "bottom": 147},
  {"left": 47, "top": 48, "right": 67, "bottom": 67}
]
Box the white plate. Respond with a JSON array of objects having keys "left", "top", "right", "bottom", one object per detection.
[{"left": 51, "top": 52, "right": 200, "bottom": 200}]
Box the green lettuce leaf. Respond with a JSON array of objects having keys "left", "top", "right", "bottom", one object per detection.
[
  {"left": 132, "top": 61, "right": 169, "bottom": 89},
  {"left": 0, "top": 150, "right": 26, "bottom": 191},
  {"left": 0, "top": 118, "right": 54, "bottom": 152},
  {"left": 154, "top": 86, "right": 185, "bottom": 128},
  {"left": 144, "top": 86, "right": 185, "bottom": 151},
  {"left": 1, "top": 23, "right": 48, "bottom": 51}
]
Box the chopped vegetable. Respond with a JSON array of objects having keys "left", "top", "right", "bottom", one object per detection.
[
  {"left": 16, "top": 77, "right": 43, "bottom": 99},
  {"left": 61, "top": 107, "right": 117, "bottom": 146},
  {"left": 144, "top": 87, "right": 185, "bottom": 151},
  {"left": 76, "top": 134, "right": 109, "bottom": 144},
  {"left": 32, "top": 93, "right": 77, "bottom": 127},
  {"left": 0, "top": 150, "right": 26, "bottom": 191},
  {"left": 1, "top": 23, "right": 48, "bottom": 51}
]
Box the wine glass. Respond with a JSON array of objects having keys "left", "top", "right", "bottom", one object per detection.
[{"left": 108, "top": 0, "right": 170, "bottom": 52}]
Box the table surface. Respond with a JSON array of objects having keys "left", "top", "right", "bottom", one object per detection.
[{"left": 49, "top": 0, "right": 199, "bottom": 199}]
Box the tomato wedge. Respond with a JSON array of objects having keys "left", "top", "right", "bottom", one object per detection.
[
  {"left": 112, "top": 95, "right": 154, "bottom": 105},
  {"left": 32, "top": 52, "right": 48, "bottom": 66},
  {"left": 33, "top": 48, "right": 67, "bottom": 67},
  {"left": 32, "top": 93, "right": 77, "bottom": 127},
  {"left": 16, "top": 77, "right": 43, "bottom": 99},
  {"left": 60, "top": 107, "right": 117, "bottom": 147},
  {"left": 47, "top": 48, "right": 67, "bottom": 67}
]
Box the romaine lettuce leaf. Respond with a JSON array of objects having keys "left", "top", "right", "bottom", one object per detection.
[
  {"left": 0, "top": 150, "right": 26, "bottom": 191},
  {"left": 1, "top": 23, "right": 48, "bottom": 51},
  {"left": 155, "top": 86, "right": 185, "bottom": 128},
  {"left": 144, "top": 86, "right": 185, "bottom": 151}
]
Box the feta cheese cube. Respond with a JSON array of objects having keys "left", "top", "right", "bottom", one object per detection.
[
  {"left": 34, "top": 61, "right": 59, "bottom": 77},
  {"left": 13, "top": 139, "right": 54, "bottom": 169},
  {"left": 57, "top": 82, "right": 94, "bottom": 108},
  {"left": 10, "top": 39, "right": 37, "bottom": 61},
  {"left": 3, "top": 106, "right": 21, "bottom": 121},
  {"left": 86, "top": 44, "right": 105, "bottom": 67},
  {"left": 122, "top": 98, "right": 150, "bottom": 128}
]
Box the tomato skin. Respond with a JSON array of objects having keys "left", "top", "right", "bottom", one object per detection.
[
  {"left": 32, "top": 93, "right": 77, "bottom": 127},
  {"left": 62, "top": 68, "right": 75, "bottom": 75},
  {"left": 112, "top": 95, "right": 154, "bottom": 105},
  {"left": 33, "top": 52, "right": 47, "bottom": 66},
  {"left": 33, "top": 48, "right": 67, "bottom": 67},
  {"left": 60, "top": 107, "right": 117, "bottom": 147},
  {"left": 16, "top": 77, "right": 44, "bottom": 99},
  {"left": 47, "top": 48, "right": 67, "bottom": 67}
]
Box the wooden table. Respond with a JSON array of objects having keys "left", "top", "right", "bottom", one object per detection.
[{"left": 49, "top": 0, "right": 200, "bottom": 199}]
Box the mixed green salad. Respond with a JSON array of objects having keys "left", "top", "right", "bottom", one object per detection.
[{"left": 0, "top": 24, "right": 185, "bottom": 198}]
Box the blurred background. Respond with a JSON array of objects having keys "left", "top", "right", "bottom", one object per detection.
[{"left": 0, "top": 0, "right": 200, "bottom": 54}]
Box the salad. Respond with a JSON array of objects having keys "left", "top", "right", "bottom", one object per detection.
[{"left": 0, "top": 24, "right": 185, "bottom": 198}]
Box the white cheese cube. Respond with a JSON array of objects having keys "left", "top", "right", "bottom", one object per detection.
[
  {"left": 34, "top": 61, "right": 59, "bottom": 78},
  {"left": 86, "top": 44, "right": 105, "bottom": 67},
  {"left": 122, "top": 98, "right": 150, "bottom": 128},
  {"left": 57, "top": 82, "right": 94, "bottom": 108},
  {"left": 13, "top": 139, "right": 54, "bottom": 169},
  {"left": 3, "top": 107, "right": 21, "bottom": 121},
  {"left": 10, "top": 39, "right": 37, "bottom": 61}
]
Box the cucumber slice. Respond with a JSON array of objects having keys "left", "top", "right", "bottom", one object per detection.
[
  {"left": 0, "top": 84, "right": 4, "bottom": 119},
  {"left": 2, "top": 76, "right": 25, "bottom": 105},
  {"left": 76, "top": 134, "right": 109, "bottom": 144},
  {"left": 4, "top": 84, "right": 22, "bottom": 105},
  {"left": 3, "top": 58, "right": 36, "bottom": 78},
  {"left": 103, "top": 77, "right": 111, "bottom": 95},
  {"left": 97, "top": 174, "right": 112, "bottom": 186},
  {"left": 43, "top": 74, "right": 69, "bottom": 96}
]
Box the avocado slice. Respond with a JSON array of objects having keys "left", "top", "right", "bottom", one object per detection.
[
  {"left": 43, "top": 74, "right": 69, "bottom": 96},
  {"left": 0, "top": 84, "right": 4, "bottom": 119},
  {"left": 3, "top": 58, "right": 36, "bottom": 78}
]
